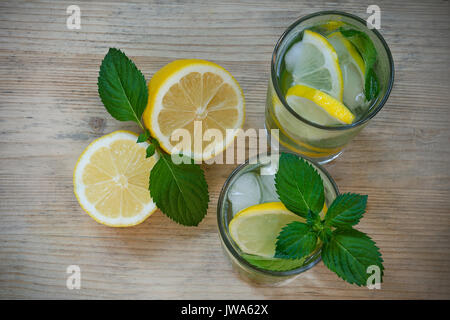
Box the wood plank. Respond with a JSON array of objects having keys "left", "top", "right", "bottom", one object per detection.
[{"left": 0, "top": 0, "right": 449, "bottom": 299}]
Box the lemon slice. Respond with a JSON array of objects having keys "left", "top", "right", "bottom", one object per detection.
[
  {"left": 73, "top": 131, "right": 158, "bottom": 227},
  {"left": 286, "top": 84, "right": 355, "bottom": 126},
  {"left": 285, "top": 30, "right": 343, "bottom": 101},
  {"left": 229, "top": 202, "right": 304, "bottom": 258},
  {"left": 328, "top": 32, "right": 368, "bottom": 112},
  {"left": 143, "top": 59, "right": 245, "bottom": 161}
]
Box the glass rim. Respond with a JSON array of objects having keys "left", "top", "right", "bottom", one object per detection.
[
  {"left": 216, "top": 152, "right": 340, "bottom": 277},
  {"left": 271, "top": 10, "right": 395, "bottom": 131}
]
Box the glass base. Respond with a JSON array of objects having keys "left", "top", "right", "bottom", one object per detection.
[
  {"left": 265, "top": 125, "right": 344, "bottom": 164},
  {"left": 222, "top": 245, "right": 322, "bottom": 287},
  {"left": 304, "top": 150, "right": 343, "bottom": 165}
]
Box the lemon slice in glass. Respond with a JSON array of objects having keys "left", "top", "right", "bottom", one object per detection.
[
  {"left": 285, "top": 84, "right": 355, "bottom": 126},
  {"left": 284, "top": 30, "right": 343, "bottom": 101},
  {"left": 229, "top": 202, "right": 304, "bottom": 258},
  {"left": 229, "top": 202, "right": 327, "bottom": 271},
  {"left": 327, "top": 31, "right": 368, "bottom": 113}
]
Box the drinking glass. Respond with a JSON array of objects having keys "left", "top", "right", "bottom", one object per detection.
[
  {"left": 265, "top": 11, "right": 394, "bottom": 163},
  {"left": 217, "top": 153, "right": 339, "bottom": 285}
]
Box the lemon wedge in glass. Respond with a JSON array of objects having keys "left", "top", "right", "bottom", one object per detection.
[
  {"left": 328, "top": 31, "right": 368, "bottom": 113},
  {"left": 284, "top": 30, "right": 343, "bottom": 101},
  {"left": 285, "top": 84, "right": 355, "bottom": 126},
  {"left": 229, "top": 202, "right": 304, "bottom": 258}
]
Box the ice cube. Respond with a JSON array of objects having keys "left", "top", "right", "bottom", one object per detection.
[
  {"left": 259, "top": 174, "right": 279, "bottom": 203},
  {"left": 228, "top": 172, "right": 262, "bottom": 216}
]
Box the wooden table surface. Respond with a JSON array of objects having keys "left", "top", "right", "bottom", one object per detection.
[{"left": 1, "top": 0, "right": 449, "bottom": 300}]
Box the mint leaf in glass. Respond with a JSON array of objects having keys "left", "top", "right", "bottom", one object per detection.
[
  {"left": 97, "top": 48, "right": 148, "bottom": 126},
  {"left": 275, "top": 153, "right": 324, "bottom": 217},
  {"left": 149, "top": 153, "right": 209, "bottom": 226},
  {"left": 275, "top": 221, "right": 318, "bottom": 259},
  {"left": 339, "top": 28, "right": 379, "bottom": 101},
  {"left": 325, "top": 193, "right": 367, "bottom": 228},
  {"left": 322, "top": 228, "right": 383, "bottom": 286},
  {"left": 242, "top": 254, "right": 307, "bottom": 272}
]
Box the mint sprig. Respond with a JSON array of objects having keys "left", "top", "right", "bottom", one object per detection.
[
  {"left": 275, "top": 153, "right": 324, "bottom": 218},
  {"left": 275, "top": 153, "right": 383, "bottom": 286},
  {"left": 97, "top": 48, "right": 209, "bottom": 226},
  {"left": 150, "top": 153, "right": 208, "bottom": 226},
  {"left": 322, "top": 229, "right": 384, "bottom": 285},
  {"left": 275, "top": 221, "right": 318, "bottom": 260},
  {"left": 325, "top": 193, "right": 367, "bottom": 228},
  {"left": 98, "top": 48, "right": 148, "bottom": 127}
]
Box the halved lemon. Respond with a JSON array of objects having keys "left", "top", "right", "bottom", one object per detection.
[
  {"left": 286, "top": 84, "right": 355, "bottom": 126},
  {"left": 229, "top": 202, "right": 305, "bottom": 258},
  {"left": 284, "top": 30, "right": 343, "bottom": 101},
  {"left": 328, "top": 32, "right": 368, "bottom": 112},
  {"left": 73, "top": 130, "right": 158, "bottom": 227},
  {"left": 143, "top": 59, "right": 245, "bottom": 161}
]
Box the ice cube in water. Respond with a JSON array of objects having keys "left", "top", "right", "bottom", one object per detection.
[{"left": 228, "top": 172, "right": 262, "bottom": 216}]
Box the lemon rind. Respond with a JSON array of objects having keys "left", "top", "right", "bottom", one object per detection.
[{"left": 286, "top": 84, "right": 355, "bottom": 124}]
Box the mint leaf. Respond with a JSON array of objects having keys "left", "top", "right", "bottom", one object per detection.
[
  {"left": 365, "top": 68, "right": 379, "bottom": 101},
  {"left": 275, "top": 222, "right": 318, "bottom": 259},
  {"left": 98, "top": 48, "right": 148, "bottom": 125},
  {"left": 275, "top": 153, "right": 324, "bottom": 217},
  {"left": 322, "top": 228, "right": 383, "bottom": 286},
  {"left": 137, "top": 130, "right": 150, "bottom": 143},
  {"left": 325, "top": 193, "right": 367, "bottom": 228},
  {"left": 242, "top": 254, "right": 307, "bottom": 272},
  {"left": 149, "top": 153, "right": 209, "bottom": 226},
  {"left": 339, "top": 29, "right": 379, "bottom": 101},
  {"left": 146, "top": 144, "right": 155, "bottom": 158},
  {"left": 306, "top": 209, "right": 320, "bottom": 228}
]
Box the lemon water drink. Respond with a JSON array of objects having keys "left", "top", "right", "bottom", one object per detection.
[
  {"left": 217, "top": 154, "right": 338, "bottom": 285},
  {"left": 266, "top": 11, "right": 394, "bottom": 163}
]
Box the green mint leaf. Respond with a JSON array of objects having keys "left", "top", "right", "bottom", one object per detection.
[
  {"left": 365, "top": 68, "right": 379, "bottom": 101},
  {"left": 137, "top": 130, "right": 150, "bottom": 143},
  {"left": 98, "top": 48, "right": 148, "bottom": 125},
  {"left": 325, "top": 193, "right": 367, "bottom": 228},
  {"left": 306, "top": 209, "right": 320, "bottom": 228},
  {"left": 275, "top": 153, "right": 324, "bottom": 217},
  {"left": 146, "top": 144, "right": 155, "bottom": 158},
  {"left": 339, "top": 29, "right": 379, "bottom": 101},
  {"left": 275, "top": 221, "right": 318, "bottom": 259},
  {"left": 318, "top": 226, "right": 333, "bottom": 244},
  {"left": 322, "top": 228, "right": 384, "bottom": 286},
  {"left": 149, "top": 153, "right": 209, "bottom": 226},
  {"left": 242, "top": 254, "right": 307, "bottom": 272},
  {"left": 150, "top": 137, "right": 160, "bottom": 148}
]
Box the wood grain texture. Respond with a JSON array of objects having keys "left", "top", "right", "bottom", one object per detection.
[{"left": 0, "top": 0, "right": 449, "bottom": 299}]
